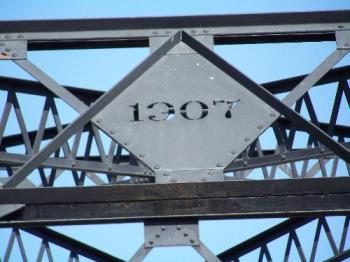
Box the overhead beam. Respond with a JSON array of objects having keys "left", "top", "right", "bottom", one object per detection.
[
  {"left": 0, "top": 65, "right": 348, "bottom": 102},
  {"left": 0, "top": 152, "right": 149, "bottom": 177},
  {"left": 1, "top": 10, "right": 350, "bottom": 49},
  {"left": 1, "top": 141, "right": 349, "bottom": 175},
  {"left": 1, "top": 177, "right": 350, "bottom": 226},
  {"left": 226, "top": 142, "right": 350, "bottom": 172}
]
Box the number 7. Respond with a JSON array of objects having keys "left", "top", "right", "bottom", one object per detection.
[{"left": 213, "top": 99, "right": 240, "bottom": 118}]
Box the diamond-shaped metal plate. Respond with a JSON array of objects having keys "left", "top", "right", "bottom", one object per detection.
[{"left": 93, "top": 42, "right": 277, "bottom": 171}]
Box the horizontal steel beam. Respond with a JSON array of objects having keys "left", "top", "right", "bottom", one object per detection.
[
  {"left": 0, "top": 141, "right": 347, "bottom": 176},
  {"left": 0, "top": 65, "right": 348, "bottom": 103},
  {"left": 226, "top": 142, "right": 350, "bottom": 172},
  {"left": 0, "top": 152, "right": 150, "bottom": 177},
  {"left": 1, "top": 177, "right": 350, "bottom": 226},
  {"left": 1, "top": 10, "right": 350, "bottom": 49}
]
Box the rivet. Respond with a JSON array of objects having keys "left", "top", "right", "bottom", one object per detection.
[
  {"left": 345, "top": 43, "right": 350, "bottom": 47},
  {"left": 139, "top": 153, "right": 145, "bottom": 158},
  {"left": 244, "top": 137, "right": 250, "bottom": 142},
  {"left": 203, "top": 29, "right": 209, "bottom": 33},
  {"left": 152, "top": 31, "right": 159, "bottom": 35},
  {"left": 230, "top": 150, "right": 236, "bottom": 155},
  {"left": 124, "top": 142, "right": 130, "bottom": 146},
  {"left": 201, "top": 177, "right": 207, "bottom": 182},
  {"left": 154, "top": 165, "right": 160, "bottom": 169},
  {"left": 17, "top": 34, "right": 24, "bottom": 39},
  {"left": 96, "top": 118, "right": 102, "bottom": 123},
  {"left": 165, "top": 30, "right": 171, "bottom": 34},
  {"left": 4, "top": 34, "right": 11, "bottom": 39},
  {"left": 257, "top": 125, "right": 263, "bottom": 130},
  {"left": 183, "top": 232, "right": 188, "bottom": 237},
  {"left": 190, "top": 239, "right": 195, "bottom": 243},
  {"left": 5, "top": 48, "right": 11, "bottom": 52},
  {"left": 208, "top": 171, "right": 214, "bottom": 176},
  {"left": 281, "top": 154, "right": 286, "bottom": 160},
  {"left": 243, "top": 161, "right": 248, "bottom": 166},
  {"left": 12, "top": 53, "right": 18, "bottom": 58},
  {"left": 270, "top": 113, "right": 276, "bottom": 117},
  {"left": 171, "top": 178, "right": 177, "bottom": 183},
  {"left": 191, "top": 29, "right": 197, "bottom": 34},
  {"left": 320, "top": 147, "right": 325, "bottom": 153},
  {"left": 176, "top": 225, "right": 181, "bottom": 230},
  {"left": 108, "top": 167, "right": 112, "bottom": 171},
  {"left": 149, "top": 241, "right": 153, "bottom": 245},
  {"left": 216, "top": 162, "right": 223, "bottom": 167},
  {"left": 338, "top": 25, "right": 344, "bottom": 29},
  {"left": 155, "top": 234, "right": 160, "bottom": 238},
  {"left": 71, "top": 161, "right": 76, "bottom": 167},
  {"left": 109, "top": 130, "right": 115, "bottom": 134},
  {"left": 163, "top": 172, "right": 169, "bottom": 176},
  {"left": 161, "top": 226, "right": 166, "bottom": 231}
]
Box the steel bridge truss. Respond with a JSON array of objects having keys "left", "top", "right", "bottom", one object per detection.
[{"left": 0, "top": 10, "right": 350, "bottom": 261}]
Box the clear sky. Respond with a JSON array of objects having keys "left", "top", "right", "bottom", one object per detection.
[{"left": 1, "top": 0, "right": 350, "bottom": 261}]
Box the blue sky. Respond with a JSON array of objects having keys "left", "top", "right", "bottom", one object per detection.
[{"left": 1, "top": 1, "right": 350, "bottom": 261}]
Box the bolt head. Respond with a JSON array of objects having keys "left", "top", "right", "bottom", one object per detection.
[
  {"left": 149, "top": 241, "right": 153, "bottom": 245},
  {"left": 201, "top": 177, "right": 207, "bottom": 182},
  {"left": 208, "top": 171, "right": 214, "bottom": 176},
  {"left": 183, "top": 232, "right": 188, "bottom": 237},
  {"left": 190, "top": 239, "right": 195, "bottom": 243},
  {"left": 161, "top": 226, "right": 166, "bottom": 231},
  {"left": 230, "top": 150, "right": 236, "bottom": 155},
  {"left": 257, "top": 125, "right": 263, "bottom": 130},
  {"left": 270, "top": 112, "right": 277, "bottom": 117},
  {"left": 216, "top": 162, "right": 223, "bottom": 167},
  {"left": 153, "top": 165, "right": 160, "bottom": 169},
  {"left": 156, "top": 234, "right": 160, "bottom": 238},
  {"left": 109, "top": 130, "right": 115, "bottom": 134},
  {"left": 176, "top": 225, "right": 181, "bottom": 230},
  {"left": 163, "top": 172, "right": 169, "bottom": 176},
  {"left": 244, "top": 137, "right": 250, "bottom": 142},
  {"left": 139, "top": 153, "right": 145, "bottom": 158}
]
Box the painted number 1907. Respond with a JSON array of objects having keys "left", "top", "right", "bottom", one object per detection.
[{"left": 129, "top": 99, "right": 240, "bottom": 122}]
